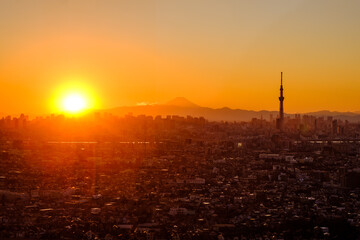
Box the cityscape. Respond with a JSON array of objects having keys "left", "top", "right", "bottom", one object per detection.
[
  {"left": 2, "top": 1, "right": 360, "bottom": 239},
  {"left": 1, "top": 73, "right": 360, "bottom": 239}
]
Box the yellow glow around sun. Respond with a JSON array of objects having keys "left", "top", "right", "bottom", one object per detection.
[{"left": 51, "top": 78, "right": 99, "bottom": 114}]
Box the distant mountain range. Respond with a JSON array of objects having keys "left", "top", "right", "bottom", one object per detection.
[{"left": 102, "top": 97, "right": 360, "bottom": 123}]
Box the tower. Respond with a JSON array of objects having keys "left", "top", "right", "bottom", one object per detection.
[{"left": 277, "top": 72, "right": 285, "bottom": 131}]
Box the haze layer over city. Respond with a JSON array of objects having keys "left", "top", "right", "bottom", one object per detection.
[{"left": 1, "top": 1, "right": 360, "bottom": 240}]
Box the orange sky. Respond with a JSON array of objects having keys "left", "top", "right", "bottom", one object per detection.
[{"left": 1, "top": 0, "right": 360, "bottom": 115}]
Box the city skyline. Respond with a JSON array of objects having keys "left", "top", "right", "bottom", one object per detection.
[
  {"left": 3, "top": 2, "right": 360, "bottom": 239},
  {"left": 1, "top": 0, "right": 360, "bottom": 114}
]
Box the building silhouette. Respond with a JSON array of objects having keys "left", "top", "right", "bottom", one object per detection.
[{"left": 276, "top": 72, "right": 285, "bottom": 131}]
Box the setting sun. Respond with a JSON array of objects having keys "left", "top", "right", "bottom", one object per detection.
[
  {"left": 62, "top": 93, "right": 87, "bottom": 113},
  {"left": 50, "top": 79, "right": 99, "bottom": 114}
]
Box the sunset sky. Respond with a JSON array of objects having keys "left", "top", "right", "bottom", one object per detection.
[{"left": 1, "top": 0, "right": 360, "bottom": 115}]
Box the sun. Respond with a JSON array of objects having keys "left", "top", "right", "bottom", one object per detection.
[
  {"left": 62, "top": 93, "right": 87, "bottom": 113},
  {"left": 50, "top": 78, "right": 99, "bottom": 114}
]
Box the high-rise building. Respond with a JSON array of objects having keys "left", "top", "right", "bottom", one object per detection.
[{"left": 276, "top": 72, "right": 285, "bottom": 131}]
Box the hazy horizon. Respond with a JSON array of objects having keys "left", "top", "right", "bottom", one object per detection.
[{"left": 3, "top": 96, "right": 360, "bottom": 119}]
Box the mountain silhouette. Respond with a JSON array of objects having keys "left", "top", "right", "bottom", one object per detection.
[
  {"left": 102, "top": 98, "right": 360, "bottom": 122},
  {"left": 165, "top": 97, "right": 199, "bottom": 108}
]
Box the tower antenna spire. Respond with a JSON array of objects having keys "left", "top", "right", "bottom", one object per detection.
[{"left": 277, "top": 72, "right": 285, "bottom": 131}]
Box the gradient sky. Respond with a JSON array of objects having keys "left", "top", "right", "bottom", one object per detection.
[{"left": 1, "top": 0, "right": 360, "bottom": 115}]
